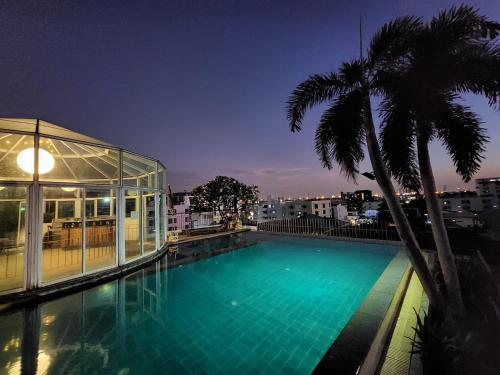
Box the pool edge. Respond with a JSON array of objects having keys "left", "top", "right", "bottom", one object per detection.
[
  {"left": 0, "top": 230, "right": 251, "bottom": 314},
  {"left": 312, "top": 249, "right": 411, "bottom": 374}
]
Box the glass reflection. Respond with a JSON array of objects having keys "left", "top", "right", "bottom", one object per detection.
[
  {"left": 0, "top": 186, "right": 27, "bottom": 292},
  {"left": 0, "top": 258, "right": 168, "bottom": 375},
  {"left": 124, "top": 189, "right": 141, "bottom": 260},
  {"left": 142, "top": 191, "right": 156, "bottom": 253},
  {"left": 85, "top": 188, "right": 117, "bottom": 272},
  {"left": 42, "top": 187, "right": 83, "bottom": 283}
]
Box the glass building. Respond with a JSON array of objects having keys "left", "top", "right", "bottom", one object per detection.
[{"left": 0, "top": 118, "right": 167, "bottom": 295}]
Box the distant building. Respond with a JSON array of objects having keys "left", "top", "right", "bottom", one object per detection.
[
  {"left": 347, "top": 209, "right": 359, "bottom": 225},
  {"left": 332, "top": 204, "right": 348, "bottom": 221},
  {"left": 258, "top": 198, "right": 332, "bottom": 221},
  {"left": 439, "top": 178, "right": 499, "bottom": 213},
  {"left": 363, "top": 200, "right": 383, "bottom": 211},
  {"left": 439, "top": 191, "right": 484, "bottom": 213},
  {"left": 442, "top": 211, "right": 482, "bottom": 229},
  {"left": 257, "top": 197, "right": 285, "bottom": 222},
  {"left": 340, "top": 191, "right": 356, "bottom": 202},
  {"left": 475, "top": 177, "right": 500, "bottom": 210},
  {"left": 168, "top": 191, "right": 217, "bottom": 230},
  {"left": 354, "top": 190, "right": 372, "bottom": 202},
  {"left": 309, "top": 199, "right": 332, "bottom": 217},
  {"left": 173, "top": 194, "right": 191, "bottom": 230}
]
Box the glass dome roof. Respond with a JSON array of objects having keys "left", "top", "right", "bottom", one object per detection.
[{"left": 0, "top": 118, "right": 165, "bottom": 187}]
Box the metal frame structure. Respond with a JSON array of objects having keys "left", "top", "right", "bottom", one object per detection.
[{"left": 0, "top": 118, "right": 168, "bottom": 296}]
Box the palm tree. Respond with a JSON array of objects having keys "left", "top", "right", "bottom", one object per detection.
[
  {"left": 286, "top": 59, "right": 445, "bottom": 311},
  {"left": 374, "top": 6, "right": 500, "bottom": 314}
]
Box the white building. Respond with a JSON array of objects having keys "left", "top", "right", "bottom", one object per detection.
[
  {"left": 309, "top": 199, "right": 332, "bottom": 217},
  {"left": 332, "top": 204, "right": 348, "bottom": 221},
  {"left": 257, "top": 198, "right": 332, "bottom": 221},
  {"left": 168, "top": 192, "right": 219, "bottom": 231},
  {"left": 282, "top": 199, "right": 331, "bottom": 219},
  {"left": 475, "top": 177, "right": 500, "bottom": 210},
  {"left": 443, "top": 211, "right": 482, "bottom": 228}
]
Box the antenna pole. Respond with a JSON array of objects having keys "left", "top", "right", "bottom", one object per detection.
[{"left": 359, "top": 14, "right": 363, "bottom": 60}]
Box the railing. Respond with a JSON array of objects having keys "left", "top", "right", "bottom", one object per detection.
[
  {"left": 257, "top": 217, "right": 399, "bottom": 242},
  {"left": 168, "top": 212, "right": 216, "bottom": 232}
]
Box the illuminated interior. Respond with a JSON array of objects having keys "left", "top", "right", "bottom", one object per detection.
[{"left": 0, "top": 118, "right": 168, "bottom": 294}]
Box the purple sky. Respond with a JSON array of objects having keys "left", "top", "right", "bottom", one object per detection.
[{"left": 1, "top": 0, "right": 498, "bottom": 197}]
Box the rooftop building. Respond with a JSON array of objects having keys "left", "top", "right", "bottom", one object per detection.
[{"left": 0, "top": 118, "right": 168, "bottom": 295}]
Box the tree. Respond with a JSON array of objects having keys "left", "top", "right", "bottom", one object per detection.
[
  {"left": 190, "top": 176, "right": 259, "bottom": 224},
  {"left": 373, "top": 6, "right": 500, "bottom": 314},
  {"left": 286, "top": 58, "right": 445, "bottom": 310}
]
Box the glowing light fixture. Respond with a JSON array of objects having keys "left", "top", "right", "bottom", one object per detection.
[
  {"left": 17, "top": 148, "right": 55, "bottom": 175},
  {"left": 61, "top": 187, "right": 76, "bottom": 192}
]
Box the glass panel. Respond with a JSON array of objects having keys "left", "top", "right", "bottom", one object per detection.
[
  {"left": 159, "top": 193, "right": 166, "bottom": 247},
  {"left": 142, "top": 191, "right": 156, "bottom": 253},
  {"left": 122, "top": 152, "right": 156, "bottom": 188},
  {"left": 125, "top": 189, "right": 141, "bottom": 260},
  {"left": 0, "top": 118, "right": 36, "bottom": 133},
  {"left": 0, "top": 186, "right": 27, "bottom": 292},
  {"left": 0, "top": 132, "right": 35, "bottom": 181},
  {"left": 42, "top": 187, "right": 83, "bottom": 283},
  {"left": 157, "top": 163, "right": 166, "bottom": 190},
  {"left": 85, "top": 188, "right": 116, "bottom": 272},
  {"left": 39, "top": 137, "right": 119, "bottom": 184},
  {"left": 39, "top": 120, "right": 113, "bottom": 147}
]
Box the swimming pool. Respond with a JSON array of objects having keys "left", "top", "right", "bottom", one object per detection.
[{"left": 0, "top": 233, "right": 398, "bottom": 374}]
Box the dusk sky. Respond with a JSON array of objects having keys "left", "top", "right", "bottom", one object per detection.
[{"left": 1, "top": 0, "right": 498, "bottom": 197}]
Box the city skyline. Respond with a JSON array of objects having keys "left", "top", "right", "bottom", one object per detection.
[{"left": 1, "top": 0, "right": 499, "bottom": 196}]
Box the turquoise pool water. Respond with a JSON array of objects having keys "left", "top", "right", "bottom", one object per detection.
[{"left": 0, "top": 235, "right": 396, "bottom": 374}]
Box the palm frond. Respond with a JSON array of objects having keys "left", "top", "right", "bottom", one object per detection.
[
  {"left": 314, "top": 89, "right": 365, "bottom": 180},
  {"left": 339, "top": 60, "right": 365, "bottom": 86},
  {"left": 435, "top": 103, "right": 489, "bottom": 182},
  {"left": 431, "top": 5, "right": 500, "bottom": 43},
  {"left": 380, "top": 96, "right": 421, "bottom": 191},
  {"left": 286, "top": 73, "right": 347, "bottom": 132},
  {"left": 368, "top": 15, "right": 423, "bottom": 69},
  {"left": 448, "top": 44, "right": 500, "bottom": 109}
]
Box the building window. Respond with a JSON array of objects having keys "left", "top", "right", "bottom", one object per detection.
[
  {"left": 125, "top": 198, "right": 137, "bottom": 218},
  {"left": 58, "top": 201, "right": 75, "bottom": 219}
]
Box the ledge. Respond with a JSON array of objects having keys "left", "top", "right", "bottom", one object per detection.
[
  {"left": 255, "top": 230, "right": 402, "bottom": 246},
  {"left": 0, "top": 231, "right": 253, "bottom": 313},
  {"left": 313, "top": 250, "right": 411, "bottom": 374}
]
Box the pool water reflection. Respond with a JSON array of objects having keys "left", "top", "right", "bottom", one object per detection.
[{"left": 0, "top": 235, "right": 396, "bottom": 374}]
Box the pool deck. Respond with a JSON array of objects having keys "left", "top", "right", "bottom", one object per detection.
[{"left": 313, "top": 250, "right": 411, "bottom": 374}]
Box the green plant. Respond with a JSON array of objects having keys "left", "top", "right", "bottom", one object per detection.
[{"left": 408, "top": 308, "right": 461, "bottom": 374}]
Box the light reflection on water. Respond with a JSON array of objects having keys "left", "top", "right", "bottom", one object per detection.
[{"left": 0, "top": 234, "right": 395, "bottom": 374}]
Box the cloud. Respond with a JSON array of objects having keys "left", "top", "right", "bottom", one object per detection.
[{"left": 218, "top": 166, "right": 312, "bottom": 179}]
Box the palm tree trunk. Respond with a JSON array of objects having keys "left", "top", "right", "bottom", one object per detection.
[
  {"left": 363, "top": 96, "right": 445, "bottom": 311},
  {"left": 416, "top": 126, "right": 465, "bottom": 315}
]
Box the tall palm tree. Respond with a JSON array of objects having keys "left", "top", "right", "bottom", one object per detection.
[
  {"left": 286, "top": 59, "right": 445, "bottom": 311},
  {"left": 374, "top": 6, "right": 500, "bottom": 314}
]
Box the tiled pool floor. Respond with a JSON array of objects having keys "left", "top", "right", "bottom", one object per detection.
[{"left": 0, "top": 236, "right": 397, "bottom": 374}]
